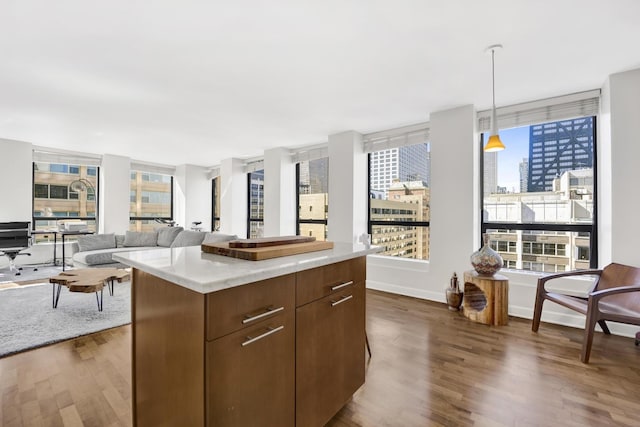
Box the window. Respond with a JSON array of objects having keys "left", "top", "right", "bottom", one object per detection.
[
  {"left": 129, "top": 170, "right": 173, "bottom": 232},
  {"left": 482, "top": 116, "right": 597, "bottom": 271},
  {"left": 368, "top": 142, "right": 430, "bottom": 260},
  {"left": 32, "top": 163, "right": 99, "bottom": 238},
  {"left": 297, "top": 158, "right": 328, "bottom": 241},
  {"left": 247, "top": 170, "right": 264, "bottom": 238},
  {"left": 212, "top": 177, "right": 220, "bottom": 231}
]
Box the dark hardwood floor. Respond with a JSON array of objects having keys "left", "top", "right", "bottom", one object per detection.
[{"left": 1, "top": 289, "right": 639, "bottom": 426}]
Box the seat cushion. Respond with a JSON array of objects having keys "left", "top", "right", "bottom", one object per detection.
[
  {"left": 124, "top": 231, "right": 158, "bottom": 247},
  {"left": 73, "top": 246, "right": 160, "bottom": 266},
  {"left": 77, "top": 233, "right": 116, "bottom": 252}
]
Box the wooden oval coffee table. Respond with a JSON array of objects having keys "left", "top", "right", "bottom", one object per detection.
[{"left": 49, "top": 268, "right": 130, "bottom": 311}]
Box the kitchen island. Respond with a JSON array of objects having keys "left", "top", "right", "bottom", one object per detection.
[{"left": 113, "top": 242, "right": 380, "bottom": 427}]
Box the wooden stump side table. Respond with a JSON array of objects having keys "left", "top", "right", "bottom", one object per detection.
[{"left": 462, "top": 270, "right": 509, "bottom": 326}]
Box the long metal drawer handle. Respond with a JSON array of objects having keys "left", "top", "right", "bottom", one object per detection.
[
  {"left": 241, "top": 326, "right": 284, "bottom": 347},
  {"left": 330, "top": 294, "right": 353, "bottom": 307},
  {"left": 242, "top": 306, "right": 284, "bottom": 324},
  {"left": 331, "top": 281, "right": 353, "bottom": 291}
]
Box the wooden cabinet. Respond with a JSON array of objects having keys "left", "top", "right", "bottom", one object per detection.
[
  {"left": 295, "top": 258, "right": 366, "bottom": 427},
  {"left": 207, "top": 310, "right": 295, "bottom": 427},
  {"left": 132, "top": 256, "right": 366, "bottom": 427}
]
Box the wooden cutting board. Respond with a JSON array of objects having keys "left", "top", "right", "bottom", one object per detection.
[
  {"left": 228, "top": 235, "right": 315, "bottom": 248},
  {"left": 202, "top": 240, "right": 334, "bottom": 261}
]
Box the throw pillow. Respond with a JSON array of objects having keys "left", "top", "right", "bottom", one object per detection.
[
  {"left": 202, "top": 232, "right": 238, "bottom": 245},
  {"left": 123, "top": 231, "right": 158, "bottom": 247},
  {"left": 170, "top": 230, "right": 206, "bottom": 248},
  {"left": 156, "top": 226, "right": 184, "bottom": 247},
  {"left": 77, "top": 233, "right": 116, "bottom": 252}
]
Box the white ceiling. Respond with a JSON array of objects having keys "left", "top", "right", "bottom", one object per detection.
[{"left": 2, "top": 0, "right": 639, "bottom": 167}]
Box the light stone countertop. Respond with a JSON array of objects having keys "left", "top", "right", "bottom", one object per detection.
[{"left": 112, "top": 242, "right": 382, "bottom": 294}]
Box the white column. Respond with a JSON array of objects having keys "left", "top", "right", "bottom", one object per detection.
[
  {"left": 327, "top": 131, "right": 367, "bottom": 244},
  {"left": 100, "top": 154, "right": 131, "bottom": 234},
  {"left": 0, "top": 138, "right": 32, "bottom": 222},
  {"left": 174, "top": 164, "right": 212, "bottom": 231},
  {"left": 263, "top": 147, "right": 296, "bottom": 237},
  {"left": 220, "top": 158, "right": 247, "bottom": 237},
  {"left": 429, "top": 105, "right": 477, "bottom": 290},
  {"left": 600, "top": 67, "right": 640, "bottom": 266}
]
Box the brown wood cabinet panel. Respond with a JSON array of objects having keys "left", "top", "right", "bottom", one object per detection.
[
  {"left": 132, "top": 269, "right": 206, "bottom": 427},
  {"left": 206, "top": 274, "right": 295, "bottom": 341},
  {"left": 295, "top": 281, "right": 366, "bottom": 427},
  {"left": 206, "top": 311, "right": 295, "bottom": 427},
  {"left": 296, "top": 257, "right": 365, "bottom": 307}
]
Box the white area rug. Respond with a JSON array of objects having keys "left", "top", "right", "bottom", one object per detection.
[
  {"left": 0, "top": 265, "right": 68, "bottom": 284},
  {"left": 0, "top": 281, "right": 131, "bottom": 357}
]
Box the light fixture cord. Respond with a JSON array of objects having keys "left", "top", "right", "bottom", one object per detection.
[{"left": 491, "top": 48, "right": 496, "bottom": 110}]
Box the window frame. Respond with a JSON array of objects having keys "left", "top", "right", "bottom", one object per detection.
[
  {"left": 246, "top": 170, "right": 264, "bottom": 238},
  {"left": 211, "top": 177, "right": 220, "bottom": 232},
  {"left": 295, "top": 162, "right": 328, "bottom": 239},
  {"left": 129, "top": 171, "right": 174, "bottom": 227},
  {"left": 32, "top": 162, "right": 100, "bottom": 232},
  {"left": 480, "top": 116, "right": 598, "bottom": 270},
  {"left": 367, "top": 151, "right": 430, "bottom": 260}
]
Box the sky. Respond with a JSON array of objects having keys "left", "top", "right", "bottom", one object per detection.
[{"left": 493, "top": 126, "right": 530, "bottom": 192}]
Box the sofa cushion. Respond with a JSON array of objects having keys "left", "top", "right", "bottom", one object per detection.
[
  {"left": 74, "top": 246, "right": 160, "bottom": 266},
  {"left": 156, "top": 226, "right": 184, "bottom": 247},
  {"left": 170, "top": 230, "right": 206, "bottom": 248},
  {"left": 202, "top": 232, "right": 238, "bottom": 244},
  {"left": 115, "top": 234, "right": 125, "bottom": 248},
  {"left": 124, "top": 231, "right": 158, "bottom": 247},
  {"left": 77, "top": 233, "right": 116, "bottom": 252}
]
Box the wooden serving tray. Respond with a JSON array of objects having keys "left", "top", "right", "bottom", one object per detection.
[
  {"left": 228, "top": 235, "right": 315, "bottom": 248},
  {"left": 202, "top": 240, "right": 334, "bottom": 261}
]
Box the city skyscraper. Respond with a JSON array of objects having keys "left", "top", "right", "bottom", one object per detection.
[
  {"left": 519, "top": 157, "right": 529, "bottom": 193},
  {"left": 483, "top": 151, "right": 498, "bottom": 195},
  {"left": 369, "top": 143, "right": 429, "bottom": 193},
  {"left": 527, "top": 117, "right": 594, "bottom": 192}
]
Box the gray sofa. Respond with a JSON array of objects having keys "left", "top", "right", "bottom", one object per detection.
[{"left": 71, "top": 227, "right": 237, "bottom": 268}]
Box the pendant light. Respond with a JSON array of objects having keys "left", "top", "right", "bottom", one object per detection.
[{"left": 484, "top": 44, "right": 506, "bottom": 152}]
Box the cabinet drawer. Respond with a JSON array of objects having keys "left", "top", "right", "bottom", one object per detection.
[
  {"left": 296, "top": 257, "right": 365, "bottom": 307},
  {"left": 206, "top": 274, "right": 295, "bottom": 341},
  {"left": 207, "top": 311, "right": 295, "bottom": 427},
  {"left": 295, "top": 281, "right": 366, "bottom": 427}
]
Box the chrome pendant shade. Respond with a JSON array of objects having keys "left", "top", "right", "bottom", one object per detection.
[{"left": 484, "top": 44, "right": 505, "bottom": 152}]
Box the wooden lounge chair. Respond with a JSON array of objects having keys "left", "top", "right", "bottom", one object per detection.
[{"left": 532, "top": 262, "right": 640, "bottom": 363}]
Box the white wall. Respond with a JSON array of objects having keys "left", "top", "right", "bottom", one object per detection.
[
  {"left": 175, "top": 164, "right": 212, "bottom": 231},
  {"left": 263, "top": 147, "right": 295, "bottom": 237},
  {"left": 100, "top": 154, "right": 131, "bottom": 234},
  {"left": 0, "top": 138, "right": 32, "bottom": 222},
  {"left": 605, "top": 68, "right": 640, "bottom": 266}
]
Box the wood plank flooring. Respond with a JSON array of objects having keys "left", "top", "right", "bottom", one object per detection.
[{"left": 1, "top": 289, "right": 639, "bottom": 426}]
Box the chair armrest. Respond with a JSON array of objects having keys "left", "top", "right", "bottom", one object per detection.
[
  {"left": 590, "top": 284, "right": 640, "bottom": 299},
  {"left": 70, "top": 242, "right": 80, "bottom": 255},
  {"left": 537, "top": 269, "right": 602, "bottom": 294}
]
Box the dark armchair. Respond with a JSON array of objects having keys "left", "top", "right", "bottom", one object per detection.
[{"left": 532, "top": 262, "right": 640, "bottom": 363}]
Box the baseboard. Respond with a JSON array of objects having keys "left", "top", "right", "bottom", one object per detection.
[{"left": 366, "top": 280, "right": 445, "bottom": 303}]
